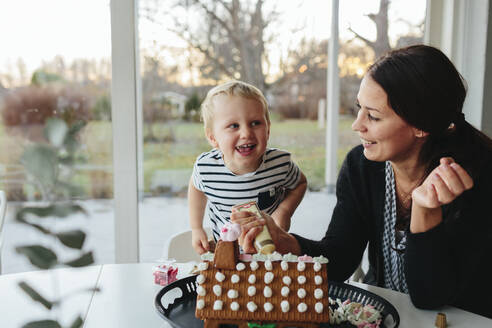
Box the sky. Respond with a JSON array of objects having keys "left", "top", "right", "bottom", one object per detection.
[{"left": 0, "top": 0, "right": 426, "bottom": 83}]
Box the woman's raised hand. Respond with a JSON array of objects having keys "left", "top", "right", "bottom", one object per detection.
[
  {"left": 230, "top": 210, "right": 301, "bottom": 255},
  {"left": 412, "top": 157, "right": 474, "bottom": 209}
]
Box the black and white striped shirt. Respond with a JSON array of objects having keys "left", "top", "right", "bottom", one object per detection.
[{"left": 192, "top": 148, "right": 302, "bottom": 241}]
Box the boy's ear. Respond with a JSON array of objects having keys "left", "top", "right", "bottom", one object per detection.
[{"left": 206, "top": 130, "right": 219, "bottom": 148}]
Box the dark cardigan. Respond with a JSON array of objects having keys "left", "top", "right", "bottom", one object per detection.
[{"left": 294, "top": 145, "right": 492, "bottom": 318}]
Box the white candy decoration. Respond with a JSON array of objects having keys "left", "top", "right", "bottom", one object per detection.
[
  {"left": 248, "top": 274, "right": 256, "bottom": 284},
  {"left": 314, "top": 275, "right": 323, "bottom": 285},
  {"left": 196, "top": 274, "right": 206, "bottom": 284},
  {"left": 282, "top": 276, "right": 292, "bottom": 285},
  {"left": 198, "top": 262, "right": 209, "bottom": 271},
  {"left": 230, "top": 302, "right": 239, "bottom": 311},
  {"left": 213, "top": 285, "right": 222, "bottom": 296},
  {"left": 280, "top": 260, "right": 289, "bottom": 271},
  {"left": 297, "top": 275, "right": 306, "bottom": 284},
  {"left": 264, "top": 272, "right": 274, "bottom": 284},
  {"left": 297, "top": 288, "right": 306, "bottom": 299},
  {"left": 247, "top": 301, "right": 258, "bottom": 312},
  {"left": 197, "top": 299, "right": 205, "bottom": 310},
  {"left": 314, "top": 288, "right": 323, "bottom": 299},
  {"left": 213, "top": 300, "right": 223, "bottom": 310},
  {"left": 281, "top": 286, "right": 290, "bottom": 297},
  {"left": 264, "top": 302, "right": 274, "bottom": 312},
  {"left": 227, "top": 289, "right": 238, "bottom": 299},
  {"left": 215, "top": 272, "right": 225, "bottom": 282},
  {"left": 297, "top": 261, "right": 306, "bottom": 272},
  {"left": 250, "top": 261, "right": 259, "bottom": 271},
  {"left": 315, "top": 302, "right": 324, "bottom": 313},
  {"left": 197, "top": 285, "right": 206, "bottom": 296},
  {"left": 231, "top": 274, "right": 240, "bottom": 283},
  {"left": 264, "top": 260, "right": 273, "bottom": 270},
  {"left": 313, "top": 262, "right": 322, "bottom": 272},
  {"left": 248, "top": 286, "right": 256, "bottom": 296},
  {"left": 281, "top": 300, "right": 290, "bottom": 312},
  {"left": 236, "top": 262, "right": 246, "bottom": 271},
  {"left": 297, "top": 302, "right": 307, "bottom": 313},
  {"left": 263, "top": 286, "right": 272, "bottom": 298}
]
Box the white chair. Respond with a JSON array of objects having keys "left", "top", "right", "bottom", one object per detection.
[
  {"left": 165, "top": 227, "right": 212, "bottom": 263},
  {"left": 0, "top": 190, "right": 7, "bottom": 274}
]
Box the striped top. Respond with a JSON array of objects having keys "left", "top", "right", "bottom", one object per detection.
[{"left": 192, "top": 148, "right": 302, "bottom": 240}]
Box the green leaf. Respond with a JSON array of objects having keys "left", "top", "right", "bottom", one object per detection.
[
  {"left": 18, "top": 281, "right": 54, "bottom": 310},
  {"left": 69, "top": 316, "right": 84, "bottom": 328},
  {"left": 45, "top": 118, "right": 68, "bottom": 148},
  {"left": 16, "top": 204, "right": 87, "bottom": 221},
  {"left": 16, "top": 246, "right": 58, "bottom": 269},
  {"left": 20, "top": 145, "right": 58, "bottom": 187},
  {"left": 22, "top": 320, "right": 62, "bottom": 328},
  {"left": 64, "top": 252, "right": 94, "bottom": 267},
  {"left": 56, "top": 230, "right": 86, "bottom": 249},
  {"left": 16, "top": 216, "right": 51, "bottom": 234}
]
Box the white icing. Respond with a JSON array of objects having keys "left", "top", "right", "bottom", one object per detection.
[
  {"left": 248, "top": 274, "right": 256, "bottom": 284},
  {"left": 236, "top": 262, "right": 246, "bottom": 271},
  {"left": 213, "top": 285, "right": 222, "bottom": 296},
  {"left": 252, "top": 253, "right": 267, "bottom": 261},
  {"left": 201, "top": 252, "right": 214, "bottom": 261},
  {"left": 314, "top": 288, "right": 323, "bottom": 299},
  {"left": 313, "top": 262, "right": 322, "bottom": 272},
  {"left": 248, "top": 286, "right": 256, "bottom": 296},
  {"left": 264, "top": 272, "right": 274, "bottom": 284},
  {"left": 196, "top": 274, "right": 206, "bottom": 284},
  {"left": 297, "top": 275, "right": 306, "bottom": 284},
  {"left": 315, "top": 302, "right": 324, "bottom": 313},
  {"left": 297, "top": 302, "right": 307, "bottom": 313},
  {"left": 215, "top": 272, "right": 225, "bottom": 282},
  {"left": 227, "top": 289, "right": 238, "bottom": 299},
  {"left": 197, "top": 299, "right": 205, "bottom": 310},
  {"left": 198, "top": 262, "right": 209, "bottom": 271},
  {"left": 280, "top": 260, "right": 289, "bottom": 271},
  {"left": 314, "top": 275, "right": 323, "bottom": 285},
  {"left": 268, "top": 252, "right": 283, "bottom": 261},
  {"left": 197, "top": 285, "right": 206, "bottom": 296},
  {"left": 282, "top": 276, "right": 292, "bottom": 285},
  {"left": 250, "top": 261, "right": 259, "bottom": 271},
  {"left": 213, "top": 300, "right": 223, "bottom": 310},
  {"left": 264, "top": 260, "right": 273, "bottom": 270},
  {"left": 230, "top": 301, "right": 239, "bottom": 311},
  {"left": 264, "top": 302, "right": 273, "bottom": 312},
  {"left": 297, "top": 288, "right": 306, "bottom": 299},
  {"left": 281, "top": 300, "right": 290, "bottom": 312},
  {"left": 297, "top": 261, "right": 306, "bottom": 272},
  {"left": 283, "top": 253, "right": 298, "bottom": 262},
  {"left": 313, "top": 255, "right": 329, "bottom": 264},
  {"left": 263, "top": 286, "right": 272, "bottom": 298},
  {"left": 231, "top": 274, "right": 240, "bottom": 283},
  {"left": 247, "top": 301, "right": 258, "bottom": 312},
  {"left": 281, "top": 286, "right": 290, "bottom": 297}
]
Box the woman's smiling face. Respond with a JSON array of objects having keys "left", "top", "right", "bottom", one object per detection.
[{"left": 352, "top": 75, "right": 425, "bottom": 163}]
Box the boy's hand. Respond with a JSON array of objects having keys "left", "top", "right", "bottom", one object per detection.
[{"left": 191, "top": 228, "right": 210, "bottom": 255}]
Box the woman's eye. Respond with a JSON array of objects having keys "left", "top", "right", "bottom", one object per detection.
[
  {"left": 251, "top": 121, "right": 261, "bottom": 127},
  {"left": 355, "top": 102, "right": 361, "bottom": 109},
  {"left": 368, "top": 114, "right": 380, "bottom": 121}
]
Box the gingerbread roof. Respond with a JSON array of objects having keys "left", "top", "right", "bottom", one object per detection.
[{"left": 195, "top": 254, "right": 329, "bottom": 324}]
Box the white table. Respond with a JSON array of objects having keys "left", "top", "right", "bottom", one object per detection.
[{"left": 1, "top": 263, "right": 491, "bottom": 328}]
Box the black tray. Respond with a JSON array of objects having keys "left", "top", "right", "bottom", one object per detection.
[{"left": 155, "top": 275, "right": 400, "bottom": 328}]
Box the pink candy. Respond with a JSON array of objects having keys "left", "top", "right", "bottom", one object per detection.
[
  {"left": 220, "top": 222, "right": 241, "bottom": 241},
  {"left": 153, "top": 265, "right": 178, "bottom": 286},
  {"left": 298, "top": 255, "right": 313, "bottom": 262}
]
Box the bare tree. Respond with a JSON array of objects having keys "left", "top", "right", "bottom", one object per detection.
[{"left": 141, "top": 0, "right": 280, "bottom": 91}]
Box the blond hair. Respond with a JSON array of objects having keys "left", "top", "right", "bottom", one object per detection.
[{"left": 200, "top": 80, "right": 270, "bottom": 132}]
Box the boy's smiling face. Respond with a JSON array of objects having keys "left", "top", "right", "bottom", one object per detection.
[{"left": 206, "top": 94, "right": 270, "bottom": 175}]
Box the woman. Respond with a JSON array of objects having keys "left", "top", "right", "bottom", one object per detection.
[{"left": 231, "top": 45, "right": 492, "bottom": 318}]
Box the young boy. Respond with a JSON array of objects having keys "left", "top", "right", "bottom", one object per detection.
[{"left": 188, "top": 80, "right": 307, "bottom": 255}]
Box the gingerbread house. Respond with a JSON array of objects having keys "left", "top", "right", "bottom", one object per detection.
[{"left": 195, "top": 240, "right": 330, "bottom": 328}]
